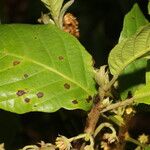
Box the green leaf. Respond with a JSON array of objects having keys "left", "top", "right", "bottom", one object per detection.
[
  {"left": 108, "top": 24, "right": 150, "bottom": 76},
  {"left": 119, "top": 3, "right": 149, "bottom": 42},
  {"left": 0, "top": 24, "right": 96, "bottom": 114},
  {"left": 41, "top": 0, "right": 63, "bottom": 19},
  {"left": 133, "top": 61, "right": 150, "bottom": 104},
  {"left": 118, "top": 58, "right": 146, "bottom": 99},
  {"left": 116, "top": 4, "right": 148, "bottom": 99},
  {"left": 145, "top": 146, "right": 150, "bottom": 150},
  {"left": 134, "top": 83, "right": 150, "bottom": 104}
]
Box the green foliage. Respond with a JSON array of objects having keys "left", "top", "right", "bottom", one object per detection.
[
  {"left": 119, "top": 3, "right": 149, "bottom": 42},
  {"left": 41, "top": 0, "right": 63, "bottom": 19},
  {"left": 108, "top": 3, "right": 150, "bottom": 104},
  {"left": 145, "top": 146, "right": 150, "bottom": 150},
  {"left": 117, "top": 58, "right": 146, "bottom": 99},
  {"left": 115, "top": 3, "right": 149, "bottom": 99},
  {"left": 108, "top": 24, "right": 150, "bottom": 76},
  {"left": 109, "top": 4, "right": 148, "bottom": 99},
  {"left": 0, "top": 1, "right": 150, "bottom": 150},
  {"left": 40, "top": 0, "right": 74, "bottom": 28},
  {"left": 0, "top": 24, "right": 96, "bottom": 114},
  {"left": 134, "top": 61, "right": 150, "bottom": 104}
]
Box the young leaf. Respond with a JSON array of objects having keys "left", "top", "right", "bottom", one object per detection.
[
  {"left": 0, "top": 24, "right": 96, "bottom": 114},
  {"left": 41, "top": 0, "right": 63, "bottom": 20},
  {"left": 119, "top": 3, "right": 149, "bottom": 42},
  {"left": 108, "top": 24, "right": 150, "bottom": 76}
]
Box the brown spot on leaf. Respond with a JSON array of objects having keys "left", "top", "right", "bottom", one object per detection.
[
  {"left": 24, "top": 98, "right": 30, "bottom": 103},
  {"left": 36, "top": 92, "right": 44, "bottom": 98},
  {"left": 64, "top": 83, "right": 70, "bottom": 89},
  {"left": 16, "top": 90, "right": 26, "bottom": 96},
  {"left": 24, "top": 74, "right": 29, "bottom": 78},
  {"left": 58, "top": 56, "right": 64, "bottom": 60},
  {"left": 72, "top": 100, "right": 78, "bottom": 104},
  {"left": 13, "top": 60, "right": 20, "bottom": 66},
  {"left": 86, "top": 96, "right": 92, "bottom": 103}
]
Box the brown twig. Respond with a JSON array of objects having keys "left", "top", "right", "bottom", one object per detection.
[
  {"left": 84, "top": 100, "right": 104, "bottom": 135},
  {"left": 84, "top": 96, "right": 134, "bottom": 136}
]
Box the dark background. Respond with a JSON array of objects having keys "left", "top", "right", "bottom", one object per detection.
[{"left": 0, "top": 0, "right": 150, "bottom": 149}]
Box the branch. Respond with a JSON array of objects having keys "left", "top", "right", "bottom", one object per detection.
[
  {"left": 84, "top": 101, "right": 103, "bottom": 134},
  {"left": 101, "top": 97, "right": 134, "bottom": 113}
]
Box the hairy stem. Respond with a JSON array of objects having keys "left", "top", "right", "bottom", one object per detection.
[
  {"left": 101, "top": 97, "right": 134, "bottom": 113},
  {"left": 125, "top": 135, "right": 146, "bottom": 148}
]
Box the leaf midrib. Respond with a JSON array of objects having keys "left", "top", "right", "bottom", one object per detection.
[{"left": 3, "top": 51, "right": 92, "bottom": 95}]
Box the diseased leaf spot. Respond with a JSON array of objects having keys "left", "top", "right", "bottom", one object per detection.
[
  {"left": 86, "top": 96, "right": 92, "bottom": 103},
  {"left": 64, "top": 83, "right": 70, "bottom": 89},
  {"left": 58, "top": 56, "right": 64, "bottom": 61},
  {"left": 24, "top": 74, "right": 29, "bottom": 78},
  {"left": 36, "top": 92, "right": 44, "bottom": 98},
  {"left": 72, "top": 100, "right": 78, "bottom": 104},
  {"left": 34, "top": 37, "right": 37, "bottom": 39},
  {"left": 16, "top": 90, "right": 26, "bottom": 96},
  {"left": 13, "top": 60, "right": 20, "bottom": 66},
  {"left": 24, "top": 98, "right": 30, "bottom": 103}
]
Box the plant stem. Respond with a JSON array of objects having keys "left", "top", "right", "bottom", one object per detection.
[
  {"left": 116, "top": 111, "right": 133, "bottom": 150},
  {"left": 69, "top": 133, "right": 87, "bottom": 142},
  {"left": 59, "top": 0, "right": 74, "bottom": 29},
  {"left": 84, "top": 97, "right": 134, "bottom": 135},
  {"left": 104, "top": 75, "right": 118, "bottom": 91},
  {"left": 125, "top": 135, "right": 146, "bottom": 148},
  {"left": 101, "top": 97, "right": 134, "bottom": 113},
  {"left": 84, "top": 101, "right": 104, "bottom": 135},
  {"left": 94, "top": 122, "right": 116, "bottom": 138}
]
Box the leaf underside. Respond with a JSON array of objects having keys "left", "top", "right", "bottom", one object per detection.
[
  {"left": 0, "top": 24, "right": 96, "bottom": 114},
  {"left": 108, "top": 24, "right": 150, "bottom": 76},
  {"left": 119, "top": 3, "right": 149, "bottom": 42},
  {"left": 115, "top": 3, "right": 149, "bottom": 100}
]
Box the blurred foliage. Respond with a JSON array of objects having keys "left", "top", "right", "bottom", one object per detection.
[{"left": 0, "top": 0, "right": 150, "bottom": 149}]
